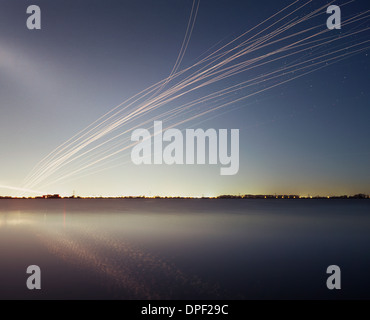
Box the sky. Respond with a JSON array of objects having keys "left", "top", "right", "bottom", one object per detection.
[{"left": 0, "top": 0, "right": 369, "bottom": 197}]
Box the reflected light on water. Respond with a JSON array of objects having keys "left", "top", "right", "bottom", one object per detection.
[{"left": 0, "top": 199, "right": 370, "bottom": 299}]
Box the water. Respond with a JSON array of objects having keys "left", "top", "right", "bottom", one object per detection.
[{"left": 0, "top": 199, "right": 369, "bottom": 300}]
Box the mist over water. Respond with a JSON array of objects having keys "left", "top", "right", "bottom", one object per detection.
[{"left": 0, "top": 199, "right": 369, "bottom": 299}]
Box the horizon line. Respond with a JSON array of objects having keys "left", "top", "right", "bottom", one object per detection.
[{"left": 0, "top": 193, "right": 369, "bottom": 200}]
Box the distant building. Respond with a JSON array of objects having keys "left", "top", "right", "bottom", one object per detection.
[{"left": 42, "top": 194, "right": 61, "bottom": 199}]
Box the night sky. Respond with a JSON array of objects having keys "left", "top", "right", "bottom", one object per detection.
[{"left": 0, "top": 0, "right": 369, "bottom": 197}]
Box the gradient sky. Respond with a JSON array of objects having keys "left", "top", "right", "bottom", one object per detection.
[{"left": 0, "top": 0, "right": 369, "bottom": 197}]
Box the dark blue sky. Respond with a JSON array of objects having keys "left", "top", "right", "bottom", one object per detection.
[{"left": 0, "top": 0, "right": 369, "bottom": 197}]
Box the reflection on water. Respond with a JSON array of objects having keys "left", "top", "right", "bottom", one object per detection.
[{"left": 0, "top": 199, "right": 369, "bottom": 299}]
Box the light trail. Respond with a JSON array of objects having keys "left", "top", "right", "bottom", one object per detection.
[
  {"left": 0, "top": 185, "right": 45, "bottom": 195},
  {"left": 20, "top": 0, "right": 370, "bottom": 192}
]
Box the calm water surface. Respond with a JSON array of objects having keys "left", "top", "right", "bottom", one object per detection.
[{"left": 0, "top": 199, "right": 369, "bottom": 299}]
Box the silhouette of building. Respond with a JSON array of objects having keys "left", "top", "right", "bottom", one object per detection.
[{"left": 42, "top": 194, "right": 61, "bottom": 199}]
